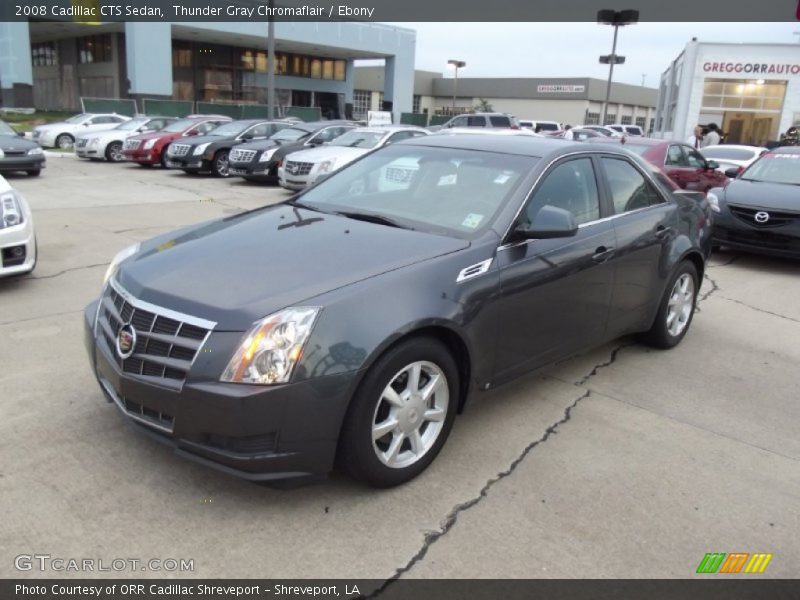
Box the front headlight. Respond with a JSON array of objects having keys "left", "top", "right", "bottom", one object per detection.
[
  {"left": 27, "top": 147, "right": 43, "bottom": 156},
  {"left": 143, "top": 139, "right": 156, "bottom": 150},
  {"left": 258, "top": 148, "right": 278, "bottom": 163},
  {"left": 0, "top": 190, "right": 24, "bottom": 229},
  {"left": 318, "top": 159, "right": 336, "bottom": 174},
  {"left": 221, "top": 307, "right": 320, "bottom": 385},
  {"left": 706, "top": 191, "right": 721, "bottom": 214},
  {"left": 193, "top": 143, "right": 210, "bottom": 156},
  {"left": 103, "top": 243, "right": 140, "bottom": 284}
]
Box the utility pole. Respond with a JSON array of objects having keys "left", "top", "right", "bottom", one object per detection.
[
  {"left": 598, "top": 10, "right": 639, "bottom": 125},
  {"left": 267, "top": 0, "right": 275, "bottom": 118}
]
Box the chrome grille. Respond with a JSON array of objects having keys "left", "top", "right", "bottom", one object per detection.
[
  {"left": 168, "top": 143, "right": 191, "bottom": 157},
  {"left": 75, "top": 138, "right": 88, "bottom": 148},
  {"left": 728, "top": 205, "right": 797, "bottom": 228},
  {"left": 97, "top": 280, "right": 215, "bottom": 389},
  {"left": 123, "top": 138, "right": 141, "bottom": 151},
  {"left": 230, "top": 148, "right": 257, "bottom": 163},
  {"left": 285, "top": 160, "right": 313, "bottom": 176}
]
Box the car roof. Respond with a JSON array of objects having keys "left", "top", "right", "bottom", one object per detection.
[
  {"left": 700, "top": 144, "right": 766, "bottom": 151},
  {"left": 350, "top": 125, "right": 428, "bottom": 134},
  {"left": 768, "top": 146, "right": 800, "bottom": 154},
  {"left": 405, "top": 133, "right": 627, "bottom": 157},
  {"left": 436, "top": 128, "right": 540, "bottom": 137}
]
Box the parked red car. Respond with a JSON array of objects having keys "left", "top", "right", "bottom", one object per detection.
[
  {"left": 122, "top": 116, "right": 231, "bottom": 168},
  {"left": 599, "top": 138, "right": 728, "bottom": 194}
]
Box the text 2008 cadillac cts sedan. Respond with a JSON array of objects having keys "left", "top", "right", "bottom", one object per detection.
[{"left": 84, "top": 135, "right": 712, "bottom": 487}]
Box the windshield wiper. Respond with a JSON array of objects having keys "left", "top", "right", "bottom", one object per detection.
[{"left": 333, "top": 210, "right": 411, "bottom": 230}]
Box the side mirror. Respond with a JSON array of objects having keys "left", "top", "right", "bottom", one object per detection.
[
  {"left": 240, "top": 133, "right": 254, "bottom": 141},
  {"left": 706, "top": 160, "right": 720, "bottom": 170},
  {"left": 185, "top": 130, "right": 199, "bottom": 136},
  {"left": 308, "top": 138, "right": 323, "bottom": 146},
  {"left": 514, "top": 205, "right": 578, "bottom": 240},
  {"left": 83, "top": 122, "right": 91, "bottom": 127},
  {"left": 724, "top": 167, "right": 740, "bottom": 179}
]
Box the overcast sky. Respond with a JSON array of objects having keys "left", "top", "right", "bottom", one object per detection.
[{"left": 376, "top": 22, "right": 800, "bottom": 88}]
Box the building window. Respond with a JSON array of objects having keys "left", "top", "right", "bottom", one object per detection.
[
  {"left": 701, "top": 79, "right": 787, "bottom": 112},
  {"left": 378, "top": 92, "right": 384, "bottom": 110},
  {"left": 79, "top": 76, "right": 114, "bottom": 98},
  {"left": 32, "top": 42, "right": 57, "bottom": 67},
  {"left": 334, "top": 60, "right": 346, "bottom": 82},
  {"left": 585, "top": 112, "right": 601, "bottom": 125},
  {"left": 78, "top": 35, "right": 112, "bottom": 64},
  {"left": 604, "top": 113, "right": 617, "bottom": 125},
  {"left": 353, "top": 89, "right": 371, "bottom": 119},
  {"left": 322, "top": 60, "right": 335, "bottom": 80},
  {"left": 412, "top": 95, "right": 421, "bottom": 113},
  {"left": 621, "top": 115, "right": 632, "bottom": 125},
  {"left": 310, "top": 59, "right": 322, "bottom": 79},
  {"left": 635, "top": 116, "right": 646, "bottom": 129},
  {"left": 172, "top": 44, "right": 192, "bottom": 68}
]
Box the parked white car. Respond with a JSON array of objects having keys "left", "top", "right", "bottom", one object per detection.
[
  {"left": 582, "top": 125, "right": 624, "bottom": 138},
  {"left": 519, "top": 119, "right": 562, "bottom": 133},
  {"left": 32, "top": 113, "right": 131, "bottom": 149},
  {"left": 699, "top": 144, "right": 768, "bottom": 175},
  {"left": 0, "top": 175, "right": 36, "bottom": 277},
  {"left": 75, "top": 116, "right": 176, "bottom": 162},
  {"left": 278, "top": 125, "right": 428, "bottom": 190},
  {"left": 609, "top": 124, "right": 645, "bottom": 136}
]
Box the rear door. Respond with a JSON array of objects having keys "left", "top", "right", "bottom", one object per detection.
[
  {"left": 494, "top": 156, "right": 616, "bottom": 379},
  {"left": 597, "top": 155, "right": 678, "bottom": 335},
  {"left": 664, "top": 144, "right": 702, "bottom": 191}
]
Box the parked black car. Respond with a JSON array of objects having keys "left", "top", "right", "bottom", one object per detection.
[
  {"left": 84, "top": 135, "right": 711, "bottom": 487},
  {"left": 164, "top": 120, "right": 289, "bottom": 177},
  {"left": 709, "top": 146, "right": 800, "bottom": 258},
  {"left": 0, "top": 120, "right": 45, "bottom": 176},
  {"left": 227, "top": 121, "right": 356, "bottom": 183}
]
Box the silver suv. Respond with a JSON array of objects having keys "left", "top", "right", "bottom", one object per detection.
[{"left": 431, "top": 112, "right": 519, "bottom": 132}]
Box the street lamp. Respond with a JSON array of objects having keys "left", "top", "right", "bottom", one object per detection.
[
  {"left": 598, "top": 9, "right": 638, "bottom": 125},
  {"left": 447, "top": 59, "right": 466, "bottom": 115}
]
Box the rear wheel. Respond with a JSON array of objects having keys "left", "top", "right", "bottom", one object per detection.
[
  {"left": 138, "top": 163, "right": 153, "bottom": 168},
  {"left": 55, "top": 133, "right": 74, "bottom": 150},
  {"left": 339, "top": 337, "right": 459, "bottom": 487},
  {"left": 105, "top": 141, "right": 124, "bottom": 162},
  {"left": 159, "top": 146, "right": 170, "bottom": 168},
  {"left": 26, "top": 169, "right": 41, "bottom": 177},
  {"left": 641, "top": 261, "right": 699, "bottom": 349},
  {"left": 212, "top": 150, "right": 230, "bottom": 177}
]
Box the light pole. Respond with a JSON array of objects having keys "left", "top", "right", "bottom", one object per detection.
[
  {"left": 598, "top": 10, "right": 638, "bottom": 125},
  {"left": 447, "top": 59, "right": 466, "bottom": 115}
]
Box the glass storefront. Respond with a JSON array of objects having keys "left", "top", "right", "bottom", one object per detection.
[{"left": 700, "top": 79, "right": 787, "bottom": 145}]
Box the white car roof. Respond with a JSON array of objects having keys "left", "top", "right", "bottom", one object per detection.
[{"left": 435, "top": 127, "right": 541, "bottom": 137}]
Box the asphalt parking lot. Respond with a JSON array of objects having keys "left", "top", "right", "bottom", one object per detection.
[{"left": 1, "top": 155, "right": 798, "bottom": 580}]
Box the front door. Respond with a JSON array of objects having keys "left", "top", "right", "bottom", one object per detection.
[{"left": 494, "top": 156, "right": 616, "bottom": 380}]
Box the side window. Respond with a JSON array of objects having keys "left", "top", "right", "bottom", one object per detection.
[
  {"left": 448, "top": 116, "right": 468, "bottom": 128},
  {"left": 112, "top": 116, "right": 126, "bottom": 123},
  {"left": 312, "top": 127, "right": 343, "bottom": 143},
  {"left": 684, "top": 147, "right": 707, "bottom": 168},
  {"left": 489, "top": 116, "right": 511, "bottom": 127},
  {"left": 466, "top": 116, "right": 487, "bottom": 127},
  {"left": 385, "top": 131, "right": 416, "bottom": 145},
  {"left": 601, "top": 158, "right": 666, "bottom": 214},
  {"left": 245, "top": 123, "right": 270, "bottom": 138},
  {"left": 196, "top": 122, "right": 215, "bottom": 134},
  {"left": 666, "top": 145, "right": 688, "bottom": 167},
  {"left": 523, "top": 158, "right": 600, "bottom": 226}
]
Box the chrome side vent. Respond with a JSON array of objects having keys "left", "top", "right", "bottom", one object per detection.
[{"left": 456, "top": 258, "right": 493, "bottom": 283}]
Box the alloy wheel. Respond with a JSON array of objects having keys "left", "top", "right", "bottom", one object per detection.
[{"left": 666, "top": 273, "right": 695, "bottom": 337}]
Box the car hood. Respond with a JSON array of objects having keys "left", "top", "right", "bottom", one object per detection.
[
  {"left": 34, "top": 122, "right": 72, "bottom": 133},
  {"left": 172, "top": 133, "right": 234, "bottom": 147},
  {"left": 0, "top": 135, "right": 38, "bottom": 151},
  {"left": 286, "top": 146, "right": 369, "bottom": 164},
  {"left": 116, "top": 204, "right": 469, "bottom": 330},
  {"left": 77, "top": 129, "right": 135, "bottom": 142},
  {"left": 722, "top": 179, "right": 800, "bottom": 211}
]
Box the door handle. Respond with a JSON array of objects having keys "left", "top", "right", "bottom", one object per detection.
[
  {"left": 655, "top": 226, "right": 672, "bottom": 239},
  {"left": 592, "top": 246, "right": 615, "bottom": 262}
]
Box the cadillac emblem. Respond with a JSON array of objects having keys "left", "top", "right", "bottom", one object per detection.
[{"left": 116, "top": 324, "right": 137, "bottom": 359}]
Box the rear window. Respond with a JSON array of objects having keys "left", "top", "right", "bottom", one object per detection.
[
  {"left": 537, "top": 122, "right": 560, "bottom": 132},
  {"left": 466, "top": 116, "right": 487, "bottom": 127},
  {"left": 489, "top": 116, "right": 511, "bottom": 127}
]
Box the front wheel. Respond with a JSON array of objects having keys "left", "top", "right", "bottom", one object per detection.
[
  {"left": 55, "top": 133, "right": 74, "bottom": 150},
  {"left": 26, "top": 169, "right": 41, "bottom": 177},
  {"left": 338, "top": 337, "right": 459, "bottom": 487},
  {"left": 105, "top": 141, "right": 124, "bottom": 162},
  {"left": 641, "top": 261, "right": 699, "bottom": 349},
  {"left": 212, "top": 150, "right": 230, "bottom": 177}
]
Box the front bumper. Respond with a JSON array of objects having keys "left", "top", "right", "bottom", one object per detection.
[
  {"left": 713, "top": 208, "right": 800, "bottom": 259},
  {"left": 123, "top": 148, "right": 160, "bottom": 164},
  {"left": 228, "top": 159, "right": 278, "bottom": 181},
  {"left": 83, "top": 300, "right": 356, "bottom": 481},
  {"left": 0, "top": 156, "right": 45, "bottom": 172},
  {"left": 0, "top": 219, "right": 36, "bottom": 276},
  {"left": 167, "top": 155, "right": 209, "bottom": 171},
  {"left": 277, "top": 166, "right": 310, "bottom": 190}
]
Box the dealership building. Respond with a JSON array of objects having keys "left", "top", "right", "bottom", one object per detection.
[
  {"left": 354, "top": 67, "right": 658, "bottom": 130},
  {"left": 653, "top": 40, "right": 800, "bottom": 145},
  {"left": 0, "top": 20, "right": 415, "bottom": 120}
]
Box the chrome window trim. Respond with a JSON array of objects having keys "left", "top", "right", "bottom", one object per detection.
[
  {"left": 498, "top": 150, "right": 672, "bottom": 252},
  {"left": 109, "top": 278, "right": 217, "bottom": 331}
]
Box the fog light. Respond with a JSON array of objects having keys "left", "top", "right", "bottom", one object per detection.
[{"left": 11, "top": 246, "right": 23, "bottom": 257}]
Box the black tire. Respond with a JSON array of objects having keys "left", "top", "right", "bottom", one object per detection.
[
  {"left": 138, "top": 163, "right": 153, "bottom": 168},
  {"left": 159, "top": 146, "right": 170, "bottom": 168},
  {"left": 26, "top": 169, "right": 41, "bottom": 177},
  {"left": 641, "top": 261, "right": 699, "bottom": 349},
  {"left": 338, "top": 337, "right": 459, "bottom": 487},
  {"left": 105, "top": 141, "right": 123, "bottom": 162},
  {"left": 55, "top": 133, "right": 74, "bottom": 150},
  {"left": 212, "top": 150, "right": 230, "bottom": 177}
]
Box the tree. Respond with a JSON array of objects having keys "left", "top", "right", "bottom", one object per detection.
[{"left": 473, "top": 98, "right": 493, "bottom": 112}]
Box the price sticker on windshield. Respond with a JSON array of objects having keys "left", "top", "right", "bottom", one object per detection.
[{"left": 462, "top": 213, "right": 484, "bottom": 229}]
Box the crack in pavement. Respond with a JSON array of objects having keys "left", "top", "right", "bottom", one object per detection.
[
  {"left": 367, "top": 388, "right": 592, "bottom": 598},
  {"left": 29, "top": 262, "right": 107, "bottom": 281},
  {"left": 718, "top": 295, "right": 800, "bottom": 324},
  {"left": 699, "top": 272, "right": 719, "bottom": 303},
  {"left": 0, "top": 309, "right": 82, "bottom": 327},
  {"left": 574, "top": 342, "right": 632, "bottom": 385}
]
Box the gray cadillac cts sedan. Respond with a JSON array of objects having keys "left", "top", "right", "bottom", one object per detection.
[{"left": 84, "top": 135, "right": 712, "bottom": 487}]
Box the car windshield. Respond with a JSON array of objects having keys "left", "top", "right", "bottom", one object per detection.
[
  {"left": 204, "top": 121, "right": 252, "bottom": 137},
  {"left": 0, "top": 121, "right": 17, "bottom": 136},
  {"left": 294, "top": 145, "right": 537, "bottom": 238},
  {"left": 162, "top": 119, "right": 199, "bottom": 133},
  {"left": 701, "top": 147, "right": 758, "bottom": 161},
  {"left": 65, "top": 114, "right": 90, "bottom": 123},
  {"left": 740, "top": 154, "right": 800, "bottom": 185},
  {"left": 331, "top": 130, "right": 385, "bottom": 148},
  {"left": 115, "top": 119, "right": 149, "bottom": 131},
  {"left": 270, "top": 127, "right": 311, "bottom": 142}
]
